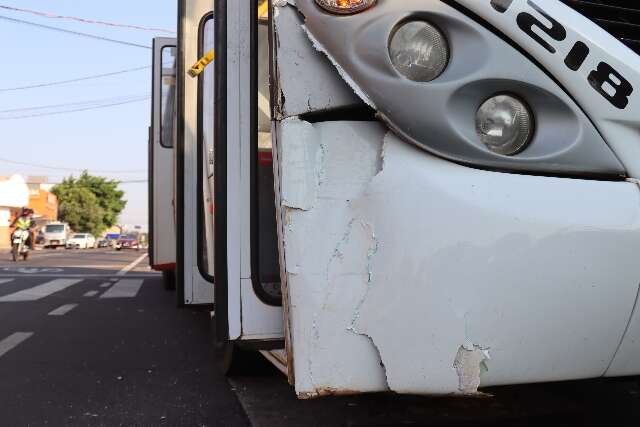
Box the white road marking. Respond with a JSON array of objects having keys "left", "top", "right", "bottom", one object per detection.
[
  {"left": 83, "top": 290, "right": 99, "bottom": 297},
  {"left": 0, "top": 279, "right": 14, "bottom": 285},
  {"left": 0, "top": 267, "right": 63, "bottom": 274},
  {"left": 0, "top": 274, "right": 156, "bottom": 278},
  {"left": 0, "top": 332, "right": 34, "bottom": 358},
  {"left": 117, "top": 253, "right": 148, "bottom": 277},
  {"left": 100, "top": 279, "right": 144, "bottom": 299},
  {"left": 100, "top": 282, "right": 112, "bottom": 288},
  {"left": 48, "top": 304, "right": 78, "bottom": 316},
  {"left": 0, "top": 279, "right": 83, "bottom": 302}
]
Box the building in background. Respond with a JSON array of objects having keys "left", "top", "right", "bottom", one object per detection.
[
  {"left": 0, "top": 175, "right": 29, "bottom": 248},
  {"left": 27, "top": 176, "right": 58, "bottom": 224}
]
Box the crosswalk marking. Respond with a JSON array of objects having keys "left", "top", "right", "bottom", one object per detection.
[
  {"left": 100, "top": 279, "right": 144, "bottom": 299},
  {"left": 100, "top": 282, "right": 112, "bottom": 288},
  {"left": 0, "top": 332, "right": 34, "bottom": 358},
  {"left": 117, "top": 253, "right": 148, "bottom": 276},
  {"left": 0, "top": 279, "right": 14, "bottom": 285},
  {"left": 48, "top": 304, "right": 78, "bottom": 316},
  {"left": 0, "top": 279, "right": 83, "bottom": 302},
  {"left": 83, "top": 290, "right": 99, "bottom": 297}
]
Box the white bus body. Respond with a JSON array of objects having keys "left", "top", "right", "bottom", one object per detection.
[{"left": 157, "top": 0, "right": 640, "bottom": 398}]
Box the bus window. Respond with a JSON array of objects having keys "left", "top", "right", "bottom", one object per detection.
[
  {"left": 253, "top": 5, "right": 282, "bottom": 305},
  {"left": 160, "top": 46, "right": 177, "bottom": 148},
  {"left": 198, "top": 14, "right": 215, "bottom": 279}
]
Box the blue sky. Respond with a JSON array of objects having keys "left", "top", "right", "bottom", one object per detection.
[{"left": 0, "top": 0, "right": 177, "bottom": 226}]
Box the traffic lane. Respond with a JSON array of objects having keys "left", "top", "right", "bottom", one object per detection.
[
  {"left": 0, "top": 276, "right": 112, "bottom": 334},
  {"left": 0, "top": 275, "right": 250, "bottom": 427},
  {"left": 1, "top": 246, "right": 144, "bottom": 265},
  {"left": 0, "top": 248, "right": 153, "bottom": 276}
]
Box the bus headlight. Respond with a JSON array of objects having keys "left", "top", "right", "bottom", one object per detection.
[
  {"left": 389, "top": 21, "right": 449, "bottom": 82},
  {"left": 314, "top": 0, "right": 376, "bottom": 15},
  {"left": 476, "top": 95, "right": 534, "bottom": 156}
]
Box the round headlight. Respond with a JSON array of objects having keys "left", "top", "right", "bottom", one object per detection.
[
  {"left": 389, "top": 21, "right": 449, "bottom": 82},
  {"left": 314, "top": 0, "right": 376, "bottom": 15},
  {"left": 475, "top": 95, "right": 534, "bottom": 156}
]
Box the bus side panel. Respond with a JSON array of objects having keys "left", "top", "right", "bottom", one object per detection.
[{"left": 152, "top": 142, "right": 177, "bottom": 268}]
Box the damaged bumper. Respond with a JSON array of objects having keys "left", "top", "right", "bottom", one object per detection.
[{"left": 271, "top": 0, "right": 640, "bottom": 397}]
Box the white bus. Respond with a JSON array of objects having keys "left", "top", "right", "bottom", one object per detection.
[{"left": 156, "top": 0, "right": 640, "bottom": 398}]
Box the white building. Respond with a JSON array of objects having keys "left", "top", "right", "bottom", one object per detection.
[{"left": 0, "top": 175, "right": 29, "bottom": 248}]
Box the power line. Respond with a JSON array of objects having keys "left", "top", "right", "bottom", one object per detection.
[
  {"left": 0, "top": 157, "right": 146, "bottom": 174},
  {"left": 0, "top": 14, "right": 151, "bottom": 49},
  {"left": 0, "top": 96, "right": 150, "bottom": 120},
  {"left": 0, "top": 5, "right": 176, "bottom": 33},
  {"left": 0, "top": 93, "right": 149, "bottom": 113},
  {"left": 0, "top": 65, "right": 151, "bottom": 92}
]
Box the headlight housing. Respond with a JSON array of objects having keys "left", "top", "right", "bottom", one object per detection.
[
  {"left": 476, "top": 95, "right": 534, "bottom": 156},
  {"left": 314, "top": 0, "right": 376, "bottom": 15},
  {"left": 296, "top": 0, "right": 626, "bottom": 177},
  {"left": 389, "top": 21, "right": 449, "bottom": 82}
]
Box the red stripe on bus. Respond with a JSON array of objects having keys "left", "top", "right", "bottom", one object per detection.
[
  {"left": 152, "top": 263, "right": 176, "bottom": 271},
  {"left": 258, "top": 151, "right": 273, "bottom": 165}
]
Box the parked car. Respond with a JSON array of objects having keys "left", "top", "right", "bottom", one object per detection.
[
  {"left": 115, "top": 235, "right": 140, "bottom": 251},
  {"left": 42, "top": 222, "right": 69, "bottom": 249},
  {"left": 97, "top": 239, "right": 109, "bottom": 248},
  {"left": 66, "top": 233, "right": 96, "bottom": 249}
]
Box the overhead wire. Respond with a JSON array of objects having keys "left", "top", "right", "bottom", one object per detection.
[
  {"left": 0, "top": 96, "right": 150, "bottom": 120},
  {"left": 0, "top": 66, "right": 151, "bottom": 92},
  {"left": 0, "top": 157, "right": 146, "bottom": 174},
  {"left": 0, "top": 14, "right": 151, "bottom": 49},
  {"left": 0, "top": 7, "right": 156, "bottom": 182},
  {"left": 0, "top": 5, "right": 176, "bottom": 33},
  {"left": 0, "top": 93, "right": 150, "bottom": 114}
]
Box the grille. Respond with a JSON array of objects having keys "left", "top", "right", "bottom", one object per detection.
[{"left": 560, "top": 1, "right": 640, "bottom": 54}]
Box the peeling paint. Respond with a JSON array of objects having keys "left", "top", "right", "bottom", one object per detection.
[
  {"left": 278, "top": 118, "right": 320, "bottom": 211},
  {"left": 453, "top": 344, "right": 490, "bottom": 395},
  {"left": 346, "top": 221, "right": 378, "bottom": 331},
  {"left": 281, "top": 120, "right": 389, "bottom": 396}
]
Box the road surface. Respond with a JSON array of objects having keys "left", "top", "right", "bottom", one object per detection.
[{"left": 0, "top": 248, "right": 639, "bottom": 426}]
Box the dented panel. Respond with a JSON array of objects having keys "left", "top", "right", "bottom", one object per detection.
[{"left": 276, "top": 119, "right": 640, "bottom": 396}]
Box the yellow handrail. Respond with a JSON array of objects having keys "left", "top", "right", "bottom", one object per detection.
[
  {"left": 188, "top": 49, "right": 214, "bottom": 77},
  {"left": 188, "top": 2, "right": 268, "bottom": 78}
]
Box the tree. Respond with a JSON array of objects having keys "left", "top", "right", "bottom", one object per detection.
[
  {"left": 52, "top": 171, "right": 127, "bottom": 236},
  {"left": 74, "top": 172, "right": 127, "bottom": 229}
]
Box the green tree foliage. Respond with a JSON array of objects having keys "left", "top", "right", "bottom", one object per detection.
[{"left": 52, "top": 171, "right": 127, "bottom": 236}]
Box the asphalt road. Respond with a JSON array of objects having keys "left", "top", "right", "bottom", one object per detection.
[{"left": 1, "top": 249, "right": 639, "bottom": 426}]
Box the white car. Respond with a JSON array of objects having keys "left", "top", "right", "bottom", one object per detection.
[{"left": 66, "top": 233, "right": 96, "bottom": 249}]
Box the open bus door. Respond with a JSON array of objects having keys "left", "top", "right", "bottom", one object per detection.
[
  {"left": 175, "top": 0, "right": 215, "bottom": 306},
  {"left": 150, "top": 37, "right": 177, "bottom": 290},
  {"left": 214, "top": 0, "right": 285, "bottom": 369}
]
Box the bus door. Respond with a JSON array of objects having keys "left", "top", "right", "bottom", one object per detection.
[
  {"left": 214, "top": 0, "right": 284, "bottom": 350},
  {"left": 176, "top": 0, "right": 215, "bottom": 306},
  {"left": 150, "top": 37, "right": 177, "bottom": 289}
]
